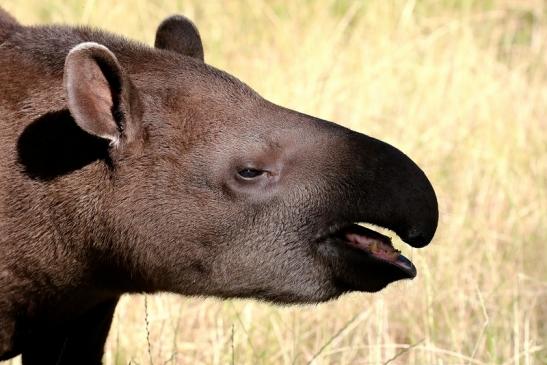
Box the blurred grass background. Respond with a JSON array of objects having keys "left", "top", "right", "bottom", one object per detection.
[{"left": 1, "top": 0, "right": 546, "bottom": 364}]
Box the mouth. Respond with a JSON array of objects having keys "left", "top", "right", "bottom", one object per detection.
[{"left": 325, "top": 223, "right": 417, "bottom": 279}]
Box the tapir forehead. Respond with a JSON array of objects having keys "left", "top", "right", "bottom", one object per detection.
[
  {"left": 131, "top": 48, "right": 261, "bottom": 106},
  {"left": 130, "top": 61, "right": 281, "bottom": 135}
]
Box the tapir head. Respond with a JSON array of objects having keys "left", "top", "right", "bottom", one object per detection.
[{"left": 58, "top": 15, "right": 438, "bottom": 303}]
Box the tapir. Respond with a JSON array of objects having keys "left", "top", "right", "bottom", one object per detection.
[{"left": 0, "top": 8, "right": 438, "bottom": 365}]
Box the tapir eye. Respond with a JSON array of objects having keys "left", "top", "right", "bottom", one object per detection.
[{"left": 238, "top": 168, "right": 265, "bottom": 179}]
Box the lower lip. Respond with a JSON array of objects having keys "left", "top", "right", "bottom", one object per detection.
[{"left": 337, "top": 238, "right": 417, "bottom": 278}]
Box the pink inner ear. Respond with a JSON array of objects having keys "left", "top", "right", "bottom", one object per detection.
[
  {"left": 65, "top": 47, "right": 120, "bottom": 142},
  {"left": 85, "top": 65, "right": 114, "bottom": 113}
]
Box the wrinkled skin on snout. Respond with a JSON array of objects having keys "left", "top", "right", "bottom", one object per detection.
[{"left": 0, "top": 10, "right": 438, "bottom": 365}]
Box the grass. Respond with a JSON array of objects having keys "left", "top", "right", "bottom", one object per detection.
[{"left": 1, "top": 0, "right": 546, "bottom": 364}]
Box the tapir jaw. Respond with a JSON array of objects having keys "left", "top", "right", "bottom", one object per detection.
[
  {"left": 306, "top": 125, "right": 439, "bottom": 292},
  {"left": 316, "top": 216, "right": 437, "bottom": 293}
]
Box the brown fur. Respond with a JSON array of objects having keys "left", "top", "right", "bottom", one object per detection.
[
  {"left": 0, "top": 9, "right": 438, "bottom": 364},
  {"left": 0, "top": 7, "right": 18, "bottom": 41}
]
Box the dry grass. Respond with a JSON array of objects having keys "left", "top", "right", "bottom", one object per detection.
[{"left": 2, "top": 0, "right": 546, "bottom": 364}]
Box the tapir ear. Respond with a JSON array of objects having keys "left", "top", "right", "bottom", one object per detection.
[
  {"left": 155, "top": 15, "right": 204, "bottom": 61},
  {"left": 63, "top": 42, "right": 141, "bottom": 146}
]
